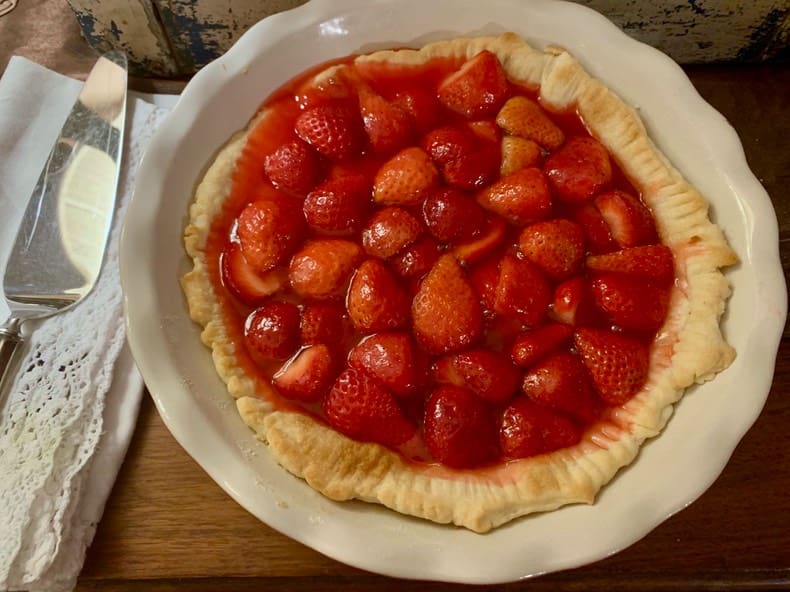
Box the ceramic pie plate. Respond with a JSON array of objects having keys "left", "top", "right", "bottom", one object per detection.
[{"left": 120, "top": 0, "right": 786, "bottom": 583}]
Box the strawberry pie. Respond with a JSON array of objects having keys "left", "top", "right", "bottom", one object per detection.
[{"left": 181, "top": 33, "right": 736, "bottom": 532}]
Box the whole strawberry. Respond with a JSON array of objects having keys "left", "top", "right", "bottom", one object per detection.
[
  {"left": 303, "top": 173, "right": 371, "bottom": 234},
  {"left": 273, "top": 344, "right": 337, "bottom": 402},
  {"left": 437, "top": 50, "right": 510, "bottom": 119},
  {"left": 347, "top": 259, "right": 410, "bottom": 333},
  {"left": 295, "top": 102, "right": 365, "bottom": 161},
  {"left": 424, "top": 385, "right": 499, "bottom": 468},
  {"left": 499, "top": 397, "right": 582, "bottom": 459},
  {"left": 244, "top": 301, "right": 301, "bottom": 361},
  {"left": 518, "top": 218, "right": 586, "bottom": 280},
  {"left": 264, "top": 139, "right": 323, "bottom": 196},
  {"left": 236, "top": 198, "right": 305, "bottom": 273},
  {"left": 544, "top": 136, "right": 612, "bottom": 203},
  {"left": 348, "top": 332, "right": 427, "bottom": 397},
  {"left": 289, "top": 239, "right": 363, "bottom": 299},
  {"left": 323, "top": 367, "right": 416, "bottom": 447}
]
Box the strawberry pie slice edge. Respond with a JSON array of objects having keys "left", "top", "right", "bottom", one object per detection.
[{"left": 180, "top": 33, "right": 736, "bottom": 533}]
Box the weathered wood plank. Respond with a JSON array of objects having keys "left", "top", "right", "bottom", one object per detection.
[{"left": 66, "top": 0, "right": 789, "bottom": 76}]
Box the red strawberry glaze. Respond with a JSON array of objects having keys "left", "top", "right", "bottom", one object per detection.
[{"left": 203, "top": 50, "right": 681, "bottom": 472}]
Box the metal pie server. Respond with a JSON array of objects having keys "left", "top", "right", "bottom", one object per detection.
[{"left": 0, "top": 52, "right": 128, "bottom": 389}]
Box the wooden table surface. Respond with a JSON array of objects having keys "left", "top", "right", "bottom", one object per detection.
[{"left": 2, "top": 1, "right": 788, "bottom": 590}]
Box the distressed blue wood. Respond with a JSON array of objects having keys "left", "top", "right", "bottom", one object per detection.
[
  {"left": 65, "top": 0, "right": 179, "bottom": 76},
  {"left": 67, "top": 0, "right": 789, "bottom": 77}
]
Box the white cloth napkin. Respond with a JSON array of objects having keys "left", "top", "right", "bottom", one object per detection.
[{"left": 0, "top": 57, "right": 172, "bottom": 592}]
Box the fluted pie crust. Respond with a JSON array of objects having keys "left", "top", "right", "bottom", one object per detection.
[{"left": 181, "top": 33, "right": 736, "bottom": 533}]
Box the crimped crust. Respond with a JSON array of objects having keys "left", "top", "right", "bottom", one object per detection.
[{"left": 181, "top": 33, "right": 736, "bottom": 533}]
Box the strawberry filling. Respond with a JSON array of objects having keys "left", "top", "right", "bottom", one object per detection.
[{"left": 207, "top": 50, "right": 676, "bottom": 470}]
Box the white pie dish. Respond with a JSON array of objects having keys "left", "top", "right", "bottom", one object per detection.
[{"left": 120, "top": 0, "right": 786, "bottom": 583}]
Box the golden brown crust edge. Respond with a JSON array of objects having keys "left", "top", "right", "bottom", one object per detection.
[{"left": 182, "top": 33, "right": 736, "bottom": 533}]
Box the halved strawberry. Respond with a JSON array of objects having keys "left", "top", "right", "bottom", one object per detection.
[
  {"left": 389, "top": 235, "right": 441, "bottom": 280},
  {"left": 392, "top": 87, "right": 440, "bottom": 133},
  {"left": 348, "top": 332, "right": 426, "bottom": 397},
  {"left": 586, "top": 244, "right": 674, "bottom": 285},
  {"left": 469, "top": 256, "right": 500, "bottom": 312},
  {"left": 421, "top": 188, "right": 485, "bottom": 243},
  {"left": 303, "top": 173, "right": 371, "bottom": 234},
  {"left": 323, "top": 367, "right": 416, "bottom": 447},
  {"left": 347, "top": 259, "right": 410, "bottom": 332},
  {"left": 361, "top": 206, "right": 423, "bottom": 259},
  {"left": 495, "top": 96, "right": 564, "bottom": 150},
  {"left": 476, "top": 167, "right": 552, "bottom": 226},
  {"left": 412, "top": 254, "right": 484, "bottom": 354},
  {"left": 289, "top": 239, "right": 363, "bottom": 299},
  {"left": 594, "top": 189, "right": 658, "bottom": 248},
  {"left": 518, "top": 218, "right": 586, "bottom": 280},
  {"left": 244, "top": 301, "right": 301, "bottom": 361},
  {"left": 500, "top": 136, "right": 542, "bottom": 176},
  {"left": 358, "top": 87, "right": 414, "bottom": 153},
  {"left": 220, "top": 243, "right": 287, "bottom": 306},
  {"left": 433, "top": 349, "right": 520, "bottom": 404},
  {"left": 572, "top": 203, "right": 617, "bottom": 254},
  {"left": 499, "top": 397, "right": 582, "bottom": 459},
  {"left": 590, "top": 274, "right": 670, "bottom": 331},
  {"left": 236, "top": 199, "right": 305, "bottom": 273},
  {"left": 423, "top": 385, "right": 498, "bottom": 468},
  {"left": 441, "top": 140, "right": 501, "bottom": 190},
  {"left": 294, "top": 69, "right": 356, "bottom": 110},
  {"left": 574, "top": 327, "right": 650, "bottom": 405},
  {"left": 295, "top": 102, "right": 365, "bottom": 161},
  {"left": 372, "top": 146, "right": 439, "bottom": 205},
  {"left": 521, "top": 351, "right": 601, "bottom": 424},
  {"left": 452, "top": 215, "right": 508, "bottom": 265},
  {"left": 544, "top": 136, "right": 612, "bottom": 203},
  {"left": 467, "top": 119, "right": 501, "bottom": 144},
  {"left": 550, "top": 276, "right": 597, "bottom": 326},
  {"left": 273, "top": 344, "right": 337, "bottom": 402},
  {"left": 437, "top": 50, "right": 510, "bottom": 119},
  {"left": 421, "top": 125, "right": 476, "bottom": 166},
  {"left": 510, "top": 322, "right": 574, "bottom": 368},
  {"left": 299, "top": 301, "right": 346, "bottom": 345},
  {"left": 264, "top": 139, "right": 323, "bottom": 196},
  {"left": 493, "top": 254, "right": 551, "bottom": 327}
]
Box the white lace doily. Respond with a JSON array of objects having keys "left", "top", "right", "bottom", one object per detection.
[{"left": 0, "top": 58, "right": 170, "bottom": 592}]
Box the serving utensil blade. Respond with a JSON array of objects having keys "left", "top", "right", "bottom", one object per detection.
[{"left": 0, "top": 51, "right": 128, "bottom": 388}]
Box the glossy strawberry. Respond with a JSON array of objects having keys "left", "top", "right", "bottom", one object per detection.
[
  {"left": 289, "top": 239, "right": 363, "bottom": 299},
  {"left": 500, "top": 397, "right": 582, "bottom": 459},
  {"left": 572, "top": 203, "right": 617, "bottom": 254},
  {"left": 303, "top": 173, "right": 371, "bottom": 234},
  {"left": 493, "top": 254, "right": 551, "bottom": 327},
  {"left": 433, "top": 349, "right": 520, "bottom": 404},
  {"left": 372, "top": 146, "right": 439, "bottom": 205},
  {"left": 544, "top": 136, "right": 612, "bottom": 203},
  {"left": 264, "top": 139, "right": 323, "bottom": 196},
  {"left": 347, "top": 259, "right": 410, "bottom": 332},
  {"left": 467, "top": 119, "right": 501, "bottom": 144},
  {"left": 550, "top": 276, "right": 597, "bottom": 326},
  {"left": 361, "top": 206, "right": 423, "bottom": 258},
  {"left": 594, "top": 189, "right": 658, "bottom": 248},
  {"left": 495, "top": 96, "right": 564, "bottom": 150},
  {"left": 590, "top": 274, "right": 670, "bottom": 331},
  {"left": 221, "top": 243, "right": 287, "bottom": 306},
  {"left": 518, "top": 218, "right": 586, "bottom": 280},
  {"left": 236, "top": 199, "right": 304, "bottom": 273},
  {"left": 299, "top": 301, "right": 346, "bottom": 345},
  {"left": 358, "top": 87, "right": 414, "bottom": 153},
  {"left": 424, "top": 385, "right": 498, "bottom": 468},
  {"left": 323, "top": 367, "right": 416, "bottom": 447},
  {"left": 273, "top": 344, "right": 337, "bottom": 402},
  {"left": 294, "top": 102, "right": 365, "bottom": 161},
  {"left": 452, "top": 215, "right": 508, "bottom": 265},
  {"left": 476, "top": 167, "right": 552, "bottom": 226},
  {"left": 421, "top": 125, "right": 477, "bottom": 166},
  {"left": 511, "top": 322, "right": 574, "bottom": 368},
  {"left": 586, "top": 244, "right": 674, "bottom": 285},
  {"left": 441, "top": 140, "right": 501, "bottom": 190},
  {"left": 574, "top": 327, "right": 650, "bottom": 405},
  {"left": 412, "top": 254, "right": 484, "bottom": 354},
  {"left": 348, "top": 332, "right": 426, "bottom": 397},
  {"left": 389, "top": 235, "right": 441, "bottom": 280},
  {"left": 521, "top": 351, "right": 601, "bottom": 423},
  {"left": 244, "top": 302, "right": 301, "bottom": 361},
  {"left": 469, "top": 256, "right": 500, "bottom": 312},
  {"left": 392, "top": 87, "right": 441, "bottom": 133},
  {"left": 437, "top": 50, "right": 510, "bottom": 119},
  {"left": 421, "top": 188, "right": 485, "bottom": 243},
  {"left": 500, "top": 136, "right": 542, "bottom": 176}
]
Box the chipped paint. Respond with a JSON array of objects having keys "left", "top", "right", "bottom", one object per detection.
[{"left": 66, "top": 0, "right": 788, "bottom": 77}]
